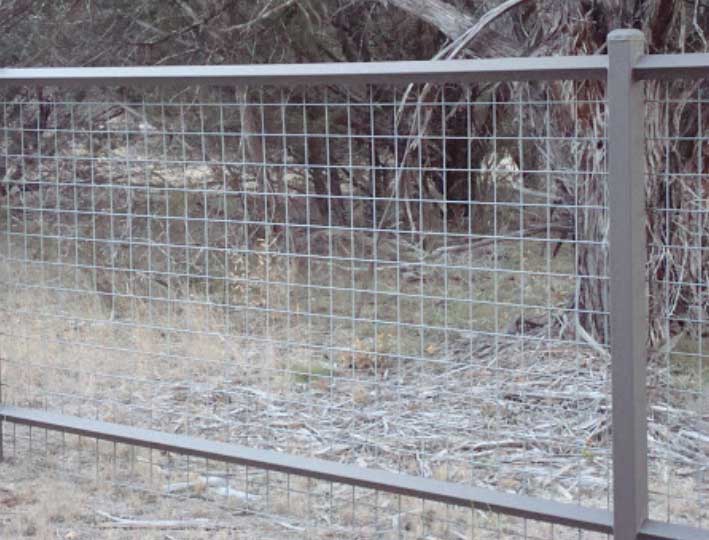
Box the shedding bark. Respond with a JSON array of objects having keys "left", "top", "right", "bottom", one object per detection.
[
  {"left": 381, "top": 0, "right": 474, "bottom": 39},
  {"left": 382, "top": 0, "right": 532, "bottom": 57}
]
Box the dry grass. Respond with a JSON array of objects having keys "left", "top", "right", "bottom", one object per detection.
[
  {"left": 0, "top": 455, "right": 298, "bottom": 539},
  {"left": 0, "top": 445, "right": 616, "bottom": 540}
]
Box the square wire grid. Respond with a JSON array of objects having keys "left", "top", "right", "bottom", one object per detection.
[
  {"left": 645, "top": 79, "right": 708, "bottom": 528},
  {"left": 0, "top": 421, "right": 611, "bottom": 539},
  {"left": 1, "top": 80, "right": 613, "bottom": 519}
]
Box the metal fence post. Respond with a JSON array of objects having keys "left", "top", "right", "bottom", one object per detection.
[
  {"left": 0, "top": 355, "right": 3, "bottom": 462},
  {"left": 607, "top": 29, "right": 648, "bottom": 540}
]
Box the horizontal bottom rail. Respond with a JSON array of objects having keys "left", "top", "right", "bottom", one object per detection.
[
  {"left": 0, "top": 405, "right": 611, "bottom": 532},
  {"left": 639, "top": 520, "right": 708, "bottom": 540},
  {"left": 0, "top": 405, "right": 705, "bottom": 539}
]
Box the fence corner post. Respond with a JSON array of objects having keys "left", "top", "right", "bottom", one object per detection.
[{"left": 607, "top": 28, "right": 648, "bottom": 540}]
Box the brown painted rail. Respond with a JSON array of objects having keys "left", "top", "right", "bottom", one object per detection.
[{"left": 2, "top": 406, "right": 705, "bottom": 539}]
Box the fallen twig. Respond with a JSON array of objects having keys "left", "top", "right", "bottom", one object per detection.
[{"left": 95, "top": 510, "right": 244, "bottom": 530}]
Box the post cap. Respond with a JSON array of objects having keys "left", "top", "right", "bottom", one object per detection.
[{"left": 608, "top": 29, "right": 645, "bottom": 42}]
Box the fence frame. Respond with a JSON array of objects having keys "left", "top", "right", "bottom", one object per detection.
[{"left": 1, "top": 28, "right": 708, "bottom": 540}]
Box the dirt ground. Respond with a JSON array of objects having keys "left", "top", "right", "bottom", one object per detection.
[{"left": 0, "top": 455, "right": 292, "bottom": 539}]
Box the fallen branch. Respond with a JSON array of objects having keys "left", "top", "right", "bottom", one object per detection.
[{"left": 95, "top": 510, "right": 244, "bottom": 530}]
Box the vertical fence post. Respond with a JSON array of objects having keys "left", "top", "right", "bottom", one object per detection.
[
  {"left": 0, "top": 356, "right": 3, "bottom": 461},
  {"left": 608, "top": 29, "right": 648, "bottom": 540}
]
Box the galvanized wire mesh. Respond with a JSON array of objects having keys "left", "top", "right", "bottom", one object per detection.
[
  {"left": 645, "top": 79, "right": 709, "bottom": 529},
  {"left": 0, "top": 76, "right": 624, "bottom": 535}
]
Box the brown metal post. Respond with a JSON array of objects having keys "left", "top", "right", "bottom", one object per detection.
[
  {"left": 0, "top": 356, "right": 3, "bottom": 462},
  {"left": 608, "top": 29, "right": 648, "bottom": 540}
]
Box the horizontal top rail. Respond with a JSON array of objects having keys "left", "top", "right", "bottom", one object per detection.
[
  {"left": 0, "top": 56, "right": 608, "bottom": 86},
  {"left": 635, "top": 52, "right": 709, "bottom": 80},
  {"left": 1, "top": 52, "right": 707, "bottom": 88}
]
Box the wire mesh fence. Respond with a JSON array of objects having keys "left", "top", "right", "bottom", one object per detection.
[
  {"left": 2, "top": 421, "right": 613, "bottom": 540},
  {"left": 0, "top": 40, "right": 707, "bottom": 539},
  {"left": 645, "top": 79, "right": 709, "bottom": 529},
  {"left": 0, "top": 80, "right": 615, "bottom": 535}
]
